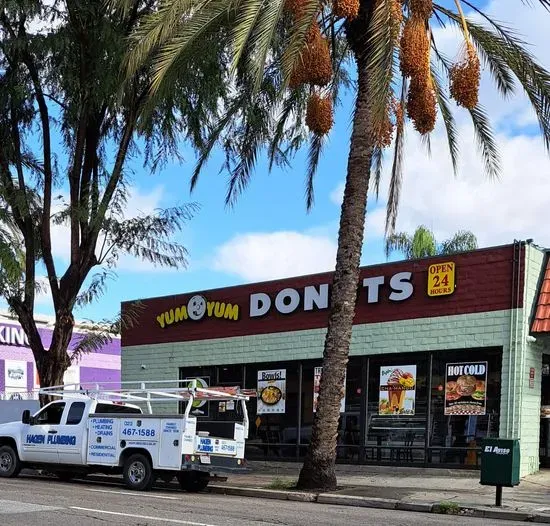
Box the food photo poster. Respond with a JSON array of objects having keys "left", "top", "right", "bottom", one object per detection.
[
  {"left": 445, "top": 362, "right": 487, "bottom": 415},
  {"left": 379, "top": 365, "right": 417, "bottom": 415},
  {"left": 257, "top": 369, "right": 286, "bottom": 414}
]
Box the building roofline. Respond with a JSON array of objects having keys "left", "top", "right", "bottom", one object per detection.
[
  {"left": 0, "top": 309, "right": 120, "bottom": 338},
  {"left": 122, "top": 240, "right": 547, "bottom": 306}
]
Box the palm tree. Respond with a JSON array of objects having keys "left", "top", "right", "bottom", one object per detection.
[
  {"left": 386, "top": 225, "right": 477, "bottom": 259},
  {"left": 122, "top": 0, "right": 550, "bottom": 490}
]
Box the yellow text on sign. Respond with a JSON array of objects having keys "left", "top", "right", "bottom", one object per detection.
[{"left": 428, "top": 262, "right": 456, "bottom": 297}]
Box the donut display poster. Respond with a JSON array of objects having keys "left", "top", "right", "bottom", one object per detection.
[
  {"left": 444, "top": 362, "right": 487, "bottom": 416},
  {"left": 257, "top": 369, "right": 286, "bottom": 414}
]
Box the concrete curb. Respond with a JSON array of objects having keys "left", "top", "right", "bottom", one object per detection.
[
  {"left": 317, "top": 494, "right": 396, "bottom": 510},
  {"left": 209, "top": 485, "right": 550, "bottom": 524},
  {"left": 209, "top": 485, "right": 315, "bottom": 502}
]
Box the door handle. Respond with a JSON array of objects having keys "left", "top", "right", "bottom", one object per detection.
[{"left": 48, "top": 430, "right": 58, "bottom": 434}]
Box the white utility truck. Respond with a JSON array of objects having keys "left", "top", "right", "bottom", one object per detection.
[{"left": 0, "top": 380, "right": 253, "bottom": 491}]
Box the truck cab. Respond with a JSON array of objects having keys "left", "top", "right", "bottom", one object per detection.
[{"left": 18, "top": 399, "right": 141, "bottom": 465}]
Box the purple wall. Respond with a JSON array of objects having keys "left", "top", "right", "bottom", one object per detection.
[
  {"left": 79, "top": 366, "right": 121, "bottom": 386},
  {"left": 0, "top": 321, "right": 121, "bottom": 393}
]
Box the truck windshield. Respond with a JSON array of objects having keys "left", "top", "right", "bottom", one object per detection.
[{"left": 35, "top": 402, "right": 66, "bottom": 425}]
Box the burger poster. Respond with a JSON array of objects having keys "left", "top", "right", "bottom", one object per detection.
[
  {"left": 257, "top": 369, "right": 286, "bottom": 414},
  {"left": 444, "top": 362, "right": 487, "bottom": 416},
  {"left": 379, "top": 365, "right": 417, "bottom": 415}
]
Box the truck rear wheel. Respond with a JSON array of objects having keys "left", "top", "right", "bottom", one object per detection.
[
  {"left": 123, "top": 453, "right": 154, "bottom": 491},
  {"left": 0, "top": 445, "right": 21, "bottom": 478},
  {"left": 177, "top": 472, "right": 209, "bottom": 492}
]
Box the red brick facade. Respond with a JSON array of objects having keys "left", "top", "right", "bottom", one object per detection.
[{"left": 122, "top": 245, "right": 523, "bottom": 347}]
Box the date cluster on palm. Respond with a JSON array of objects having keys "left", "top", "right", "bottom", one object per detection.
[
  {"left": 450, "top": 43, "right": 480, "bottom": 109},
  {"left": 399, "top": 14, "right": 436, "bottom": 134},
  {"left": 409, "top": 0, "right": 433, "bottom": 21},
  {"left": 285, "top": 0, "right": 334, "bottom": 135},
  {"left": 306, "top": 93, "right": 334, "bottom": 136},
  {"left": 389, "top": 0, "right": 404, "bottom": 42},
  {"left": 333, "top": 0, "right": 360, "bottom": 20},
  {"left": 289, "top": 26, "right": 332, "bottom": 89}
]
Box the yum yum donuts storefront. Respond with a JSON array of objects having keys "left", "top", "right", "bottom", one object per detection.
[{"left": 122, "top": 242, "right": 550, "bottom": 475}]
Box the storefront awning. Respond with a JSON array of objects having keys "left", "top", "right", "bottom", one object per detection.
[{"left": 532, "top": 255, "right": 550, "bottom": 333}]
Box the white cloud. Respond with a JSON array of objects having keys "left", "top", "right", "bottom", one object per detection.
[
  {"left": 338, "top": 122, "right": 550, "bottom": 249},
  {"left": 211, "top": 231, "right": 337, "bottom": 282}
]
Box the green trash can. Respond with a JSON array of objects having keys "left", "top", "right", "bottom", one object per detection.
[
  {"left": 480, "top": 438, "right": 520, "bottom": 506},
  {"left": 480, "top": 438, "right": 520, "bottom": 487}
]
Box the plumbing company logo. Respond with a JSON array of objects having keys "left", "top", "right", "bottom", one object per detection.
[{"left": 156, "top": 295, "right": 240, "bottom": 329}]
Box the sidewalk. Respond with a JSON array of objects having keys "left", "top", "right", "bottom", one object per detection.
[{"left": 210, "top": 462, "right": 550, "bottom": 523}]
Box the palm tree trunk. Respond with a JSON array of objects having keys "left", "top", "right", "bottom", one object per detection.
[{"left": 297, "top": 52, "right": 373, "bottom": 490}]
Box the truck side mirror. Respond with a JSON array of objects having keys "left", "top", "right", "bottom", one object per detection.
[{"left": 22, "top": 410, "right": 31, "bottom": 425}]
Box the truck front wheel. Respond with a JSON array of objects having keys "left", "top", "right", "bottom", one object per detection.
[
  {"left": 0, "top": 445, "right": 21, "bottom": 478},
  {"left": 177, "top": 471, "right": 209, "bottom": 492},
  {"left": 123, "top": 453, "right": 154, "bottom": 491}
]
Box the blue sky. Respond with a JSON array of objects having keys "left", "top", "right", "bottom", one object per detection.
[{"left": 20, "top": 1, "right": 550, "bottom": 323}]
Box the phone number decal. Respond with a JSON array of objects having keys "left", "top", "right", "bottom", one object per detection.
[{"left": 121, "top": 428, "right": 156, "bottom": 437}]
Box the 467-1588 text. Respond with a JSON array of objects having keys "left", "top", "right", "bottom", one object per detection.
[{"left": 121, "top": 428, "right": 156, "bottom": 437}]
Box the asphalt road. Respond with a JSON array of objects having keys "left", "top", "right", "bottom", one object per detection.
[{"left": 0, "top": 475, "right": 527, "bottom": 526}]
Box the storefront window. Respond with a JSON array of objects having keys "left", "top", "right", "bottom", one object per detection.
[
  {"left": 178, "top": 347, "right": 503, "bottom": 468},
  {"left": 365, "top": 354, "right": 429, "bottom": 464},
  {"left": 245, "top": 362, "right": 300, "bottom": 460},
  {"left": 428, "top": 349, "right": 501, "bottom": 467}
]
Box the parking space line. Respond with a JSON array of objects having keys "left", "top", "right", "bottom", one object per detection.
[
  {"left": 87, "top": 488, "right": 179, "bottom": 500},
  {"left": 70, "top": 507, "right": 219, "bottom": 525}
]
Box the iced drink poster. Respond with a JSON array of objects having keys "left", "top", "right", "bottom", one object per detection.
[{"left": 379, "top": 365, "right": 417, "bottom": 415}]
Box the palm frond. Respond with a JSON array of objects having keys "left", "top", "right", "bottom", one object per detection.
[
  {"left": 241, "top": 0, "right": 286, "bottom": 94},
  {"left": 468, "top": 105, "right": 501, "bottom": 180},
  {"left": 430, "top": 61, "right": 459, "bottom": 176},
  {"left": 124, "top": 0, "right": 199, "bottom": 82},
  {"left": 435, "top": 4, "right": 550, "bottom": 150},
  {"left": 149, "top": 0, "right": 233, "bottom": 95},
  {"left": 280, "top": 1, "right": 320, "bottom": 88},
  {"left": 371, "top": 147, "right": 383, "bottom": 200},
  {"left": 305, "top": 133, "right": 325, "bottom": 210},
  {"left": 364, "top": 0, "right": 398, "bottom": 134},
  {"left": 385, "top": 84, "right": 406, "bottom": 237}
]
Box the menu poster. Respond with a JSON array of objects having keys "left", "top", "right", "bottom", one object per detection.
[
  {"left": 379, "top": 365, "right": 417, "bottom": 415},
  {"left": 444, "top": 361, "right": 487, "bottom": 416},
  {"left": 313, "top": 367, "right": 346, "bottom": 413},
  {"left": 5, "top": 360, "right": 27, "bottom": 390},
  {"left": 257, "top": 369, "right": 286, "bottom": 414}
]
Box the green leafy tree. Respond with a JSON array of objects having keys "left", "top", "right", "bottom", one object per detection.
[
  {"left": 385, "top": 225, "right": 478, "bottom": 259},
  {"left": 122, "top": 0, "right": 550, "bottom": 490},
  {"left": 0, "top": 0, "right": 233, "bottom": 399}
]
